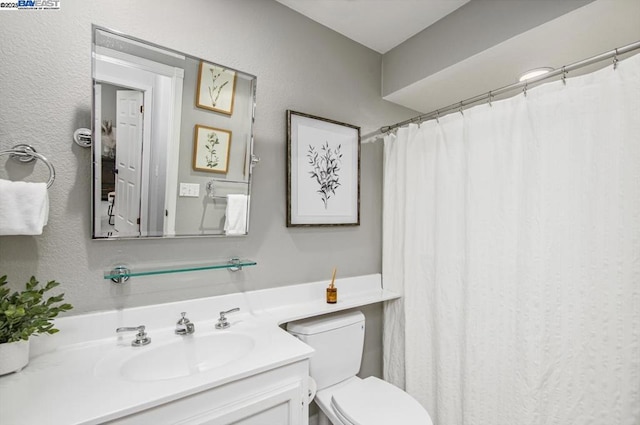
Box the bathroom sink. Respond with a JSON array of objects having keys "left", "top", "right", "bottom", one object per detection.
[{"left": 96, "top": 332, "right": 256, "bottom": 382}]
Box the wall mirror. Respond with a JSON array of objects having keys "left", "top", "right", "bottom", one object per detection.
[{"left": 91, "top": 25, "right": 257, "bottom": 239}]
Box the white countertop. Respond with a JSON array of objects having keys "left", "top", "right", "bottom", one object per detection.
[{"left": 0, "top": 273, "right": 399, "bottom": 425}]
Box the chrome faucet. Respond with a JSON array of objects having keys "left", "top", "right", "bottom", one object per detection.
[
  {"left": 215, "top": 307, "right": 240, "bottom": 329},
  {"left": 175, "top": 312, "right": 195, "bottom": 335},
  {"left": 116, "top": 325, "right": 151, "bottom": 347}
]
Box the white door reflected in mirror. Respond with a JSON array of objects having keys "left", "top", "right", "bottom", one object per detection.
[{"left": 114, "top": 90, "right": 143, "bottom": 236}]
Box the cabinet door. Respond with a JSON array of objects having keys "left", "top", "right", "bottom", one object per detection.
[
  {"left": 181, "top": 381, "right": 303, "bottom": 425},
  {"left": 105, "top": 361, "right": 309, "bottom": 425},
  {"left": 222, "top": 382, "right": 302, "bottom": 425}
]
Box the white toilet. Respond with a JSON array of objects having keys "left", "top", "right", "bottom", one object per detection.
[{"left": 287, "top": 311, "right": 433, "bottom": 425}]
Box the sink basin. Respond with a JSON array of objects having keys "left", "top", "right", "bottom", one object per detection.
[{"left": 96, "top": 332, "right": 255, "bottom": 382}]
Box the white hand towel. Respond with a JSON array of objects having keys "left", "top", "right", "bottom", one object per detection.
[
  {"left": 0, "top": 179, "right": 49, "bottom": 235},
  {"left": 224, "top": 194, "right": 248, "bottom": 235}
]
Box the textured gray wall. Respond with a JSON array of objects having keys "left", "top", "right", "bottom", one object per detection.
[{"left": 0, "top": 0, "right": 416, "bottom": 377}]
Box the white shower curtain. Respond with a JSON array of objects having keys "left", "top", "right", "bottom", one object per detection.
[{"left": 383, "top": 53, "right": 640, "bottom": 425}]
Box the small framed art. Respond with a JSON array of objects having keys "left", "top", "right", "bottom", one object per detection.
[
  {"left": 286, "top": 110, "right": 360, "bottom": 227},
  {"left": 195, "top": 61, "right": 237, "bottom": 115},
  {"left": 193, "top": 124, "right": 232, "bottom": 174}
]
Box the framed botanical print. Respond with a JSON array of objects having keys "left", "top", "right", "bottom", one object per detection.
[
  {"left": 193, "top": 124, "right": 232, "bottom": 174},
  {"left": 195, "top": 61, "right": 237, "bottom": 115},
  {"left": 286, "top": 110, "right": 360, "bottom": 227}
]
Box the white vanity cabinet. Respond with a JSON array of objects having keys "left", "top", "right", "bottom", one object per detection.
[{"left": 106, "top": 360, "right": 309, "bottom": 425}]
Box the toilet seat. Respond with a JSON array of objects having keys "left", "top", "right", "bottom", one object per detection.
[{"left": 329, "top": 377, "right": 433, "bottom": 425}]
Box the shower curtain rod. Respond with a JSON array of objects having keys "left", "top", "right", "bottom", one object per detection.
[{"left": 362, "top": 39, "right": 640, "bottom": 142}]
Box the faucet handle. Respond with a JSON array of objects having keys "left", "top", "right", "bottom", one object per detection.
[
  {"left": 215, "top": 307, "right": 240, "bottom": 329},
  {"left": 175, "top": 312, "right": 195, "bottom": 335},
  {"left": 116, "top": 325, "right": 151, "bottom": 347}
]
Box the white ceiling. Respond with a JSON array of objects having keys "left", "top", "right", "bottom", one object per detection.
[
  {"left": 275, "top": 0, "right": 640, "bottom": 122},
  {"left": 274, "top": 0, "right": 470, "bottom": 54}
]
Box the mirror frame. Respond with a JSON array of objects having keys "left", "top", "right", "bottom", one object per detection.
[{"left": 91, "top": 25, "right": 257, "bottom": 240}]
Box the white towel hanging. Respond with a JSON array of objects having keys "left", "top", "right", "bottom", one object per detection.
[
  {"left": 224, "top": 194, "right": 248, "bottom": 235},
  {"left": 0, "top": 179, "right": 49, "bottom": 235}
]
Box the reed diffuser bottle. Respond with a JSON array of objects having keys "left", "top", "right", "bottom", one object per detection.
[{"left": 326, "top": 267, "right": 337, "bottom": 304}]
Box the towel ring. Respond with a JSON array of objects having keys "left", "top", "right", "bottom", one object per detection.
[{"left": 0, "top": 144, "right": 56, "bottom": 188}]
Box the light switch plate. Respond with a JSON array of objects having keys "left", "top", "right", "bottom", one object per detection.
[{"left": 179, "top": 183, "right": 200, "bottom": 197}]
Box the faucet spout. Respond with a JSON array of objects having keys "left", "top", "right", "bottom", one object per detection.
[{"left": 175, "top": 312, "right": 196, "bottom": 335}]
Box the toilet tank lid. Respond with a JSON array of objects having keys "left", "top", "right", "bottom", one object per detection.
[{"left": 286, "top": 311, "right": 364, "bottom": 335}]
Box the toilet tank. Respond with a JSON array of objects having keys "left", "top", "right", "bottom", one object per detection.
[{"left": 286, "top": 311, "right": 365, "bottom": 390}]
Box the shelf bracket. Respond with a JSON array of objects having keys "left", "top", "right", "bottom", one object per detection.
[
  {"left": 228, "top": 257, "right": 242, "bottom": 272},
  {"left": 110, "top": 265, "right": 130, "bottom": 284}
]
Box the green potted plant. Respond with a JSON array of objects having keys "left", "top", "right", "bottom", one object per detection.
[{"left": 0, "top": 275, "right": 73, "bottom": 375}]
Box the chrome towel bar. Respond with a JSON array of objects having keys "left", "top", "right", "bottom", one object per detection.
[{"left": 0, "top": 144, "right": 55, "bottom": 188}]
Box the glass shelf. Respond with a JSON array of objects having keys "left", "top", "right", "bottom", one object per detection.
[{"left": 104, "top": 259, "right": 257, "bottom": 283}]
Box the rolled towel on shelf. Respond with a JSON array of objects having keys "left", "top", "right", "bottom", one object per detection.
[
  {"left": 224, "top": 194, "right": 248, "bottom": 235},
  {"left": 0, "top": 179, "right": 49, "bottom": 235}
]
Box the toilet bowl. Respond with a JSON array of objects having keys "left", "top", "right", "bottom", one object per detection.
[{"left": 287, "top": 311, "right": 433, "bottom": 425}]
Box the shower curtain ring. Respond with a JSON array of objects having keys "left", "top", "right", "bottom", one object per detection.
[
  {"left": 488, "top": 91, "right": 493, "bottom": 107},
  {"left": 613, "top": 48, "right": 619, "bottom": 70},
  {"left": 523, "top": 82, "right": 528, "bottom": 97},
  {"left": 435, "top": 110, "right": 440, "bottom": 124},
  {"left": 562, "top": 66, "right": 567, "bottom": 85},
  {"left": 459, "top": 101, "right": 464, "bottom": 116}
]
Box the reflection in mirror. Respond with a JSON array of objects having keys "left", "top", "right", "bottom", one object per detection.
[{"left": 92, "top": 26, "right": 257, "bottom": 239}]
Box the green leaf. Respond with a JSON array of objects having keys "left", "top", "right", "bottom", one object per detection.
[
  {"left": 44, "top": 280, "right": 60, "bottom": 291},
  {"left": 26, "top": 276, "right": 38, "bottom": 291}
]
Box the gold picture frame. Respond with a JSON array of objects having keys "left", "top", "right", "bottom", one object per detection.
[
  {"left": 195, "top": 61, "right": 237, "bottom": 115},
  {"left": 193, "top": 124, "right": 232, "bottom": 174}
]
